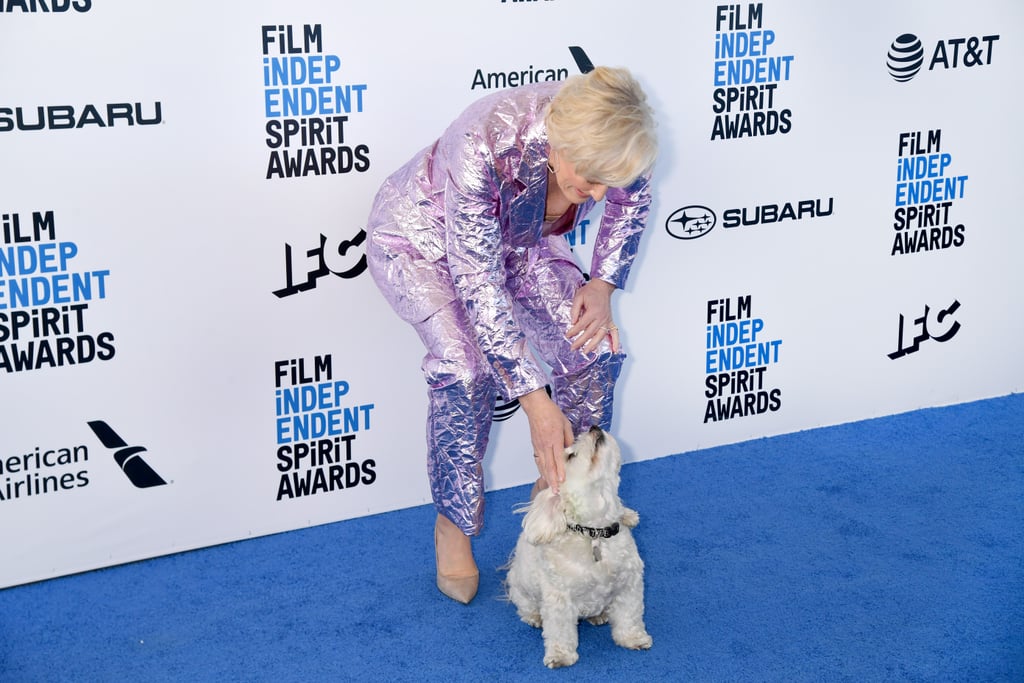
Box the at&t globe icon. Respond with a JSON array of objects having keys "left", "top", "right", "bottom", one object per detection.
[{"left": 887, "top": 33, "right": 925, "bottom": 82}]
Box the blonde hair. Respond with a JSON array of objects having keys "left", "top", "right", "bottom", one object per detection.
[{"left": 546, "top": 66, "right": 658, "bottom": 188}]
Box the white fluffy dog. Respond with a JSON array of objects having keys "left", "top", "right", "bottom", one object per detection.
[{"left": 505, "top": 426, "right": 652, "bottom": 668}]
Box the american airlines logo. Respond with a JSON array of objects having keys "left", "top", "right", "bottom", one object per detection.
[{"left": 87, "top": 421, "right": 167, "bottom": 488}]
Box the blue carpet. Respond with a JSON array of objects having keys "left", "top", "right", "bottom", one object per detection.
[{"left": 1, "top": 395, "right": 1022, "bottom": 682}]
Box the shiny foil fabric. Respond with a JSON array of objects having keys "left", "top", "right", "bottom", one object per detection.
[{"left": 366, "top": 81, "right": 651, "bottom": 534}]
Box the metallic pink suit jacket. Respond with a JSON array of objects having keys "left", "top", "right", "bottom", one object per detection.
[{"left": 367, "top": 80, "right": 652, "bottom": 401}]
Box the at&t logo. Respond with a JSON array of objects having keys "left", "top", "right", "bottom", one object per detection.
[
  {"left": 886, "top": 34, "right": 925, "bottom": 82},
  {"left": 886, "top": 33, "right": 999, "bottom": 82}
]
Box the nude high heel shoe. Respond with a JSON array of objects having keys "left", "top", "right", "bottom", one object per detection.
[{"left": 434, "top": 515, "right": 479, "bottom": 604}]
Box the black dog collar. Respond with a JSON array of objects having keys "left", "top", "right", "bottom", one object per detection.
[{"left": 567, "top": 521, "right": 620, "bottom": 539}]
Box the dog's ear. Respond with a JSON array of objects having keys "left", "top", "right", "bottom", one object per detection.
[
  {"left": 621, "top": 506, "right": 640, "bottom": 529},
  {"left": 521, "top": 489, "right": 566, "bottom": 545}
]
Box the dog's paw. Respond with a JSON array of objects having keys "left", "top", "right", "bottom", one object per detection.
[
  {"left": 613, "top": 629, "right": 653, "bottom": 650},
  {"left": 543, "top": 647, "right": 579, "bottom": 669},
  {"left": 585, "top": 612, "right": 609, "bottom": 626},
  {"left": 621, "top": 507, "right": 640, "bottom": 528}
]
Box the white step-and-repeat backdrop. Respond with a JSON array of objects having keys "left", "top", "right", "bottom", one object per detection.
[{"left": 2, "top": 0, "right": 1021, "bottom": 588}]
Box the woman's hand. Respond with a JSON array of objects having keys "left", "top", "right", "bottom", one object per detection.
[
  {"left": 566, "top": 278, "right": 620, "bottom": 354},
  {"left": 519, "top": 388, "right": 573, "bottom": 495}
]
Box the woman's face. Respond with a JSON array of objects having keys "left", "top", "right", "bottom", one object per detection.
[{"left": 550, "top": 149, "right": 608, "bottom": 205}]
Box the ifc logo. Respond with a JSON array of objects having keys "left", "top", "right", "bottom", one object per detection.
[
  {"left": 887, "top": 34, "right": 925, "bottom": 82},
  {"left": 666, "top": 206, "right": 716, "bottom": 240}
]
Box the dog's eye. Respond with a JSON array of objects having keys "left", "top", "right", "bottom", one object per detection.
[{"left": 566, "top": 450, "right": 577, "bottom": 461}]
